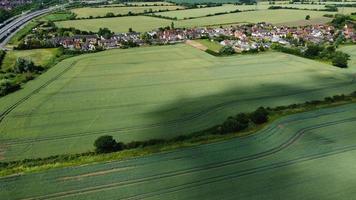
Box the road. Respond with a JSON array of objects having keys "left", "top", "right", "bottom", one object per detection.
[{"left": 0, "top": 8, "right": 53, "bottom": 49}]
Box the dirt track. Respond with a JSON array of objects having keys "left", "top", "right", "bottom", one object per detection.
[{"left": 185, "top": 40, "right": 208, "bottom": 51}]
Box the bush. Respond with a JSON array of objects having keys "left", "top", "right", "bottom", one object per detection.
[
  {"left": 14, "top": 58, "right": 43, "bottom": 73},
  {"left": 305, "top": 15, "right": 310, "bottom": 20},
  {"left": 332, "top": 51, "right": 350, "bottom": 68},
  {"left": 0, "top": 50, "right": 5, "bottom": 66},
  {"left": 219, "top": 46, "right": 235, "bottom": 55},
  {"left": 94, "top": 135, "right": 122, "bottom": 153},
  {"left": 0, "top": 79, "right": 20, "bottom": 96},
  {"left": 250, "top": 107, "right": 269, "bottom": 124},
  {"left": 304, "top": 44, "right": 324, "bottom": 58}
]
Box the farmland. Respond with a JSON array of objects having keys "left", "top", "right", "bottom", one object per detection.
[
  {"left": 340, "top": 45, "right": 356, "bottom": 70},
  {"left": 0, "top": 44, "right": 355, "bottom": 161},
  {"left": 71, "top": 5, "right": 184, "bottom": 18},
  {"left": 56, "top": 9, "right": 337, "bottom": 33},
  {"left": 1, "top": 48, "right": 59, "bottom": 71},
  {"left": 156, "top": 3, "right": 331, "bottom": 19},
  {"left": 1, "top": 103, "right": 356, "bottom": 199}
]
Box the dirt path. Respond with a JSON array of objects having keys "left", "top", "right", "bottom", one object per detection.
[
  {"left": 185, "top": 40, "right": 208, "bottom": 51},
  {"left": 59, "top": 167, "right": 133, "bottom": 181}
]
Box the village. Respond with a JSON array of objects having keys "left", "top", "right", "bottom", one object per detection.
[{"left": 21, "top": 21, "right": 355, "bottom": 53}]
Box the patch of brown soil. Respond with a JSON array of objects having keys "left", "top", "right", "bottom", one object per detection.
[{"left": 185, "top": 40, "right": 208, "bottom": 51}]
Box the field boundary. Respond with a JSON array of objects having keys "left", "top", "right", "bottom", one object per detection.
[{"left": 13, "top": 116, "right": 356, "bottom": 200}]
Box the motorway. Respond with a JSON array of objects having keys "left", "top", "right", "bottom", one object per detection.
[{"left": 0, "top": 8, "right": 53, "bottom": 49}]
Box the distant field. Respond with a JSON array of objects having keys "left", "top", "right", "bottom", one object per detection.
[
  {"left": 71, "top": 5, "right": 184, "bottom": 18},
  {"left": 156, "top": 4, "right": 241, "bottom": 19},
  {"left": 1, "top": 48, "right": 59, "bottom": 70},
  {"left": 39, "top": 12, "right": 73, "bottom": 22},
  {"left": 58, "top": 15, "right": 171, "bottom": 32},
  {"left": 125, "top": 1, "right": 174, "bottom": 6},
  {"left": 169, "top": 0, "right": 239, "bottom": 3},
  {"left": 0, "top": 44, "right": 355, "bottom": 161},
  {"left": 157, "top": 4, "right": 331, "bottom": 19},
  {"left": 2, "top": 103, "right": 356, "bottom": 199},
  {"left": 56, "top": 9, "right": 336, "bottom": 33}
]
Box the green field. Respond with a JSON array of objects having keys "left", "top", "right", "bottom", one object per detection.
[
  {"left": 71, "top": 5, "right": 184, "bottom": 18},
  {"left": 196, "top": 39, "right": 223, "bottom": 52},
  {"left": 102, "top": 1, "right": 175, "bottom": 6},
  {"left": 351, "top": 14, "right": 356, "bottom": 20},
  {"left": 156, "top": 4, "right": 242, "bottom": 19},
  {"left": 169, "top": 0, "right": 239, "bottom": 3},
  {"left": 1, "top": 48, "right": 59, "bottom": 70},
  {"left": 340, "top": 45, "right": 356, "bottom": 68},
  {"left": 0, "top": 44, "right": 355, "bottom": 161},
  {"left": 56, "top": 9, "right": 337, "bottom": 33},
  {"left": 1, "top": 103, "right": 356, "bottom": 199},
  {"left": 157, "top": 3, "right": 331, "bottom": 19},
  {"left": 40, "top": 12, "right": 74, "bottom": 22}
]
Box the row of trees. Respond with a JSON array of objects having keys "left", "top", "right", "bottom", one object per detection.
[
  {"left": 94, "top": 107, "right": 270, "bottom": 153},
  {"left": 220, "top": 107, "right": 269, "bottom": 134},
  {"left": 93, "top": 89, "right": 356, "bottom": 155},
  {"left": 271, "top": 43, "right": 350, "bottom": 68}
]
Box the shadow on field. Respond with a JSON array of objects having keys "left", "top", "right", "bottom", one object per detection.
[
  {"left": 119, "top": 74, "right": 355, "bottom": 199},
  {"left": 134, "top": 74, "right": 354, "bottom": 142}
]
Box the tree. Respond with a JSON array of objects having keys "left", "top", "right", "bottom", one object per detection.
[
  {"left": 221, "top": 117, "right": 239, "bottom": 134},
  {"left": 304, "top": 44, "right": 323, "bottom": 58},
  {"left": 219, "top": 45, "right": 235, "bottom": 55},
  {"left": 221, "top": 113, "right": 250, "bottom": 134},
  {"left": 14, "top": 58, "right": 42, "bottom": 73},
  {"left": 105, "top": 12, "right": 115, "bottom": 17},
  {"left": 171, "top": 21, "right": 175, "bottom": 29},
  {"left": 0, "top": 79, "right": 20, "bottom": 96},
  {"left": 98, "top": 28, "right": 113, "bottom": 39},
  {"left": 250, "top": 107, "right": 269, "bottom": 124},
  {"left": 332, "top": 51, "right": 349, "bottom": 68},
  {"left": 0, "top": 9, "right": 11, "bottom": 23},
  {"left": 94, "top": 135, "right": 122, "bottom": 153},
  {"left": 331, "top": 14, "right": 351, "bottom": 28},
  {"left": 305, "top": 15, "right": 310, "bottom": 20},
  {"left": 140, "top": 32, "right": 151, "bottom": 42}
]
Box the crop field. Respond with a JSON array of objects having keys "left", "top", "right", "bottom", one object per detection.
[
  {"left": 1, "top": 48, "right": 59, "bottom": 70},
  {"left": 0, "top": 44, "right": 355, "bottom": 161},
  {"left": 39, "top": 12, "right": 74, "bottom": 22},
  {"left": 102, "top": 2, "right": 175, "bottom": 6},
  {"left": 127, "top": 2, "right": 173, "bottom": 5},
  {"left": 56, "top": 9, "right": 337, "bottom": 33},
  {"left": 169, "top": 0, "right": 240, "bottom": 3},
  {"left": 340, "top": 45, "right": 356, "bottom": 71},
  {"left": 155, "top": 4, "right": 242, "bottom": 19},
  {"left": 71, "top": 5, "right": 184, "bottom": 18},
  {"left": 156, "top": 4, "right": 331, "bottom": 19},
  {"left": 2, "top": 103, "right": 356, "bottom": 199}
]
